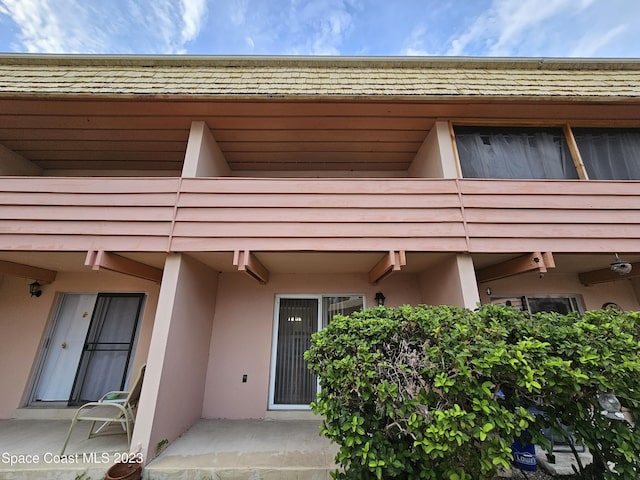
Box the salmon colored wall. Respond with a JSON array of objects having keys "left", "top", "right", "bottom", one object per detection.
[
  {"left": 0, "top": 270, "right": 159, "bottom": 419},
  {"left": 478, "top": 271, "right": 639, "bottom": 312},
  {"left": 133, "top": 254, "right": 218, "bottom": 462},
  {"left": 202, "top": 272, "right": 422, "bottom": 419}
]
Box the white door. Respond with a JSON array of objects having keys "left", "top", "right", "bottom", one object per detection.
[{"left": 34, "top": 293, "right": 97, "bottom": 401}]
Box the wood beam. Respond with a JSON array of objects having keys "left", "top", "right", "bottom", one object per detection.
[
  {"left": 563, "top": 124, "right": 589, "bottom": 180},
  {"left": 0, "top": 259, "right": 57, "bottom": 284},
  {"left": 85, "top": 250, "right": 163, "bottom": 283},
  {"left": 233, "top": 250, "right": 269, "bottom": 284},
  {"left": 476, "top": 252, "right": 554, "bottom": 283},
  {"left": 579, "top": 262, "right": 640, "bottom": 286},
  {"left": 369, "top": 250, "right": 406, "bottom": 284}
]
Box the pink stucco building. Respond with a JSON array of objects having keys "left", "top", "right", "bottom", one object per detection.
[{"left": 0, "top": 54, "right": 638, "bottom": 462}]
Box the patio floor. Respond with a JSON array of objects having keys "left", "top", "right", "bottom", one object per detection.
[
  {"left": 144, "top": 419, "right": 339, "bottom": 480},
  {"left": 0, "top": 417, "right": 338, "bottom": 480},
  {"left": 0, "top": 417, "right": 129, "bottom": 480}
]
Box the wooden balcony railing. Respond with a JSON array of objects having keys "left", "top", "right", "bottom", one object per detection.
[{"left": 0, "top": 176, "right": 638, "bottom": 253}]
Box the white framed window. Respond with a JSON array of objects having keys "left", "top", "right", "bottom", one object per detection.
[{"left": 269, "top": 294, "right": 365, "bottom": 410}]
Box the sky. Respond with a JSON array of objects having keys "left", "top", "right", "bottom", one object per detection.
[{"left": 0, "top": 0, "right": 639, "bottom": 58}]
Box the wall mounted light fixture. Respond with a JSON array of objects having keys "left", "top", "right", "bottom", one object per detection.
[
  {"left": 29, "top": 281, "right": 42, "bottom": 297},
  {"left": 375, "top": 291, "right": 386, "bottom": 306},
  {"left": 610, "top": 254, "right": 632, "bottom": 275}
]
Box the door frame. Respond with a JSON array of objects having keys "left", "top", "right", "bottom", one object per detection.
[
  {"left": 269, "top": 294, "right": 322, "bottom": 410},
  {"left": 268, "top": 293, "right": 367, "bottom": 410},
  {"left": 27, "top": 291, "right": 146, "bottom": 407}
]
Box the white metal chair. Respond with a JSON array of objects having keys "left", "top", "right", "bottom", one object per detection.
[{"left": 60, "top": 364, "right": 146, "bottom": 455}]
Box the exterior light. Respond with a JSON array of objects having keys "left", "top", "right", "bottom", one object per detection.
[
  {"left": 29, "top": 281, "right": 42, "bottom": 297},
  {"left": 610, "top": 254, "right": 632, "bottom": 275},
  {"left": 374, "top": 291, "right": 385, "bottom": 306},
  {"left": 597, "top": 393, "right": 626, "bottom": 421}
]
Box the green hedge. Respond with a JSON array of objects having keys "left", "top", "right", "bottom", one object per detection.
[{"left": 305, "top": 304, "right": 640, "bottom": 480}]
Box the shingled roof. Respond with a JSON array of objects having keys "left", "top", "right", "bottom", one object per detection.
[{"left": 1, "top": 55, "right": 640, "bottom": 99}]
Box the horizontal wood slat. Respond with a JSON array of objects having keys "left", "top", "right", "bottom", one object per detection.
[
  {"left": 463, "top": 194, "right": 634, "bottom": 209},
  {"left": 470, "top": 238, "right": 640, "bottom": 253},
  {"left": 0, "top": 115, "right": 434, "bottom": 131},
  {"left": 0, "top": 220, "right": 171, "bottom": 236},
  {"left": 0, "top": 205, "right": 174, "bottom": 221},
  {"left": 229, "top": 162, "right": 412, "bottom": 171},
  {"left": 459, "top": 179, "right": 640, "bottom": 195},
  {"left": 0, "top": 177, "right": 180, "bottom": 193},
  {"left": 0, "top": 234, "right": 169, "bottom": 251},
  {"left": 170, "top": 237, "right": 471, "bottom": 252},
  {"left": 177, "top": 193, "right": 462, "bottom": 208},
  {"left": 175, "top": 207, "right": 464, "bottom": 223},
  {"left": 468, "top": 224, "right": 640, "bottom": 239},
  {"left": 0, "top": 192, "right": 177, "bottom": 206},
  {"left": 179, "top": 178, "right": 460, "bottom": 194},
  {"left": 172, "top": 222, "right": 466, "bottom": 238},
  {"left": 465, "top": 209, "right": 639, "bottom": 224}
]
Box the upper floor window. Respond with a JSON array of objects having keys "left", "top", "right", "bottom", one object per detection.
[
  {"left": 572, "top": 128, "right": 640, "bottom": 180},
  {"left": 454, "top": 126, "right": 578, "bottom": 180}
]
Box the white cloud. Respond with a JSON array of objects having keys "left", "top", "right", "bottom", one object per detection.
[
  {"left": 570, "top": 25, "right": 627, "bottom": 57},
  {"left": 401, "top": 25, "right": 437, "bottom": 56},
  {"left": 0, "top": 0, "right": 207, "bottom": 54},
  {"left": 282, "top": 0, "right": 360, "bottom": 55},
  {"left": 445, "top": 0, "right": 595, "bottom": 56},
  {"left": 0, "top": 0, "right": 77, "bottom": 52},
  {"left": 230, "top": 0, "right": 248, "bottom": 26},
  {"left": 181, "top": 0, "right": 207, "bottom": 44}
]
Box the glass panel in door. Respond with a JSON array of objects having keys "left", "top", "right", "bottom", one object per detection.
[
  {"left": 33, "top": 294, "right": 97, "bottom": 402},
  {"left": 70, "top": 293, "right": 144, "bottom": 404},
  {"left": 273, "top": 298, "right": 318, "bottom": 406}
]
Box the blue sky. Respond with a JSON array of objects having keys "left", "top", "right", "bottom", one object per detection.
[{"left": 0, "top": 0, "right": 638, "bottom": 57}]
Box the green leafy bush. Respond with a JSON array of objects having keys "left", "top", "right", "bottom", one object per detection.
[{"left": 304, "top": 304, "right": 640, "bottom": 480}]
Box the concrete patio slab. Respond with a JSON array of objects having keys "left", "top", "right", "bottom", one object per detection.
[
  {"left": 536, "top": 445, "right": 593, "bottom": 476},
  {"left": 0, "top": 418, "right": 130, "bottom": 480},
  {"left": 144, "top": 419, "right": 339, "bottom": 480}
]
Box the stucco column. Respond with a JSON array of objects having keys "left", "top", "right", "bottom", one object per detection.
[
  {"left": 408, "top": 120, "right": 459, "bottom": 179},
  {"left": 131, "top": 253, "right": 218, "bottom": 462},
  {"left": 0, "top": 144, "right": 43, "bottom": 175},
  {"left": 418, "top": 254, "right": 480, "bottom": 309},
  {"left": 182, "top": 120, "right": 232, "bottom": 177}
]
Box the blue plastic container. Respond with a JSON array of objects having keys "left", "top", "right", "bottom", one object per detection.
[{"left": 512, "top": 438, "right": 537, "bottom": 472}]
